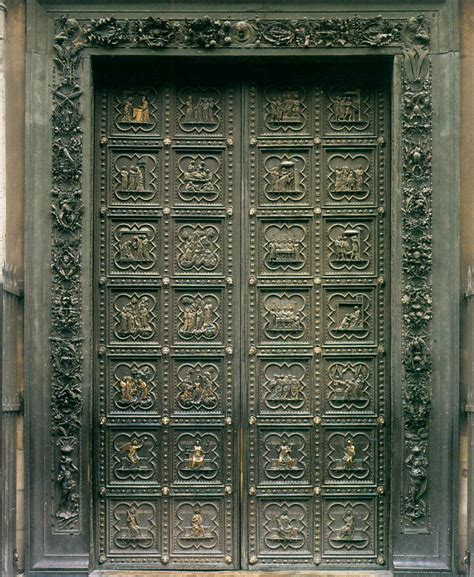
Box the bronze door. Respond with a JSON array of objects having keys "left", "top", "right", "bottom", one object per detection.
[{"left": 94, "top": 62, "right": 390, "bottom": 571}]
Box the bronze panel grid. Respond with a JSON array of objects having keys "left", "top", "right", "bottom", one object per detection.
[{"left": 95, "top": 69, "right": 389, "bottom": 570}]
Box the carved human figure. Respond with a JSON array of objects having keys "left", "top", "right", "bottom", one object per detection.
[
  {"left": 180, "top": 297, "right": 217, "bottom": 338},
  {"left": 182, "top": 160, "right": 216, "bottom": 193},
  {"left": 117, "top": 296, "right": 153, "bottom": 338},
  {"left": 56, "top": 451, "right": 79, "bottom": 521},
  {"left": 268, "top": 160, "right": 302, "bottom": 194},
  {"left": 120, "top": 438, "right": 144, "bottom": 465},
  {"left": 127, "top": 506, "right": 141, "bottom": 538},
  {"left": 338, "top": 306, "right": 362, "bottom": 330},
  {"left": 190, "top": 507, "right": 205, "bottom": 538},
  {"left": 178, "top": 367, "right": 218, "bottom": 409},
  {"left": 268, "top": 91, "right": 302, "bottom": 124},
  {"left": 276, "top": 509, "right": 298, "bottom": 541},
  {"left": 121, "top": 96, "right": 152, "bottom": 124},
  {"left": 178, "top": 227, "right": 218, "bottom": 270},
  {"left": 118, "top": 164, "right": 146, "bottom": 192},
  {"left": 339, "top": 509, "right": 355, "bottom": 540},
  {"left": 188, "top": 442, "right": 205, "bottom": 470},
  {"left": 182, "top": 96, "right": 217, "bottom": 125},
  {"left": 342, "top": 438, "right": 356, "bottom": 468},
  {"left": 333, "top": 228, "right": 362, "bottom": 261},
  {"left": 405, "top": 444, "right": 428, "bottom": 516},
  {"left": 277, "top": 442, "right": 297, "bottom": 469},
  {"left": 269, "top": 303, "right": 301, "bottom": 332}
]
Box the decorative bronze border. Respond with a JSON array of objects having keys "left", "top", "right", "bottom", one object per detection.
[{"left": 50, "top": 14, "right": 432, "bottom": 534}]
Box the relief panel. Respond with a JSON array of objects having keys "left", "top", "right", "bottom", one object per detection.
[
  {"left": 107, "top": 429, "right": 160, "bottom": 486},
  {"left": 322, "top": 497, "right": 377, "bottom": 559},
  {"left": 175, "top": 87, "right": 223, "bottom": 135},
  {"left": 321, "top": 355, "right": 377, "bottom": 416},
  {"left": 257, "top": 219, "right": 311, "bottom": 276},
  {"left": 258, "top": 289, "right": 310, "bottom": 345},
  {"left": 257, "top": 428, "right": 311, "bottom": 486},
  {"left": 257, "top": 357, "right": 311, "bottom": 416},
  {"left": 256, "top": 499, "right": 313, "bottom": 560},
  {"left": 107, "top": 218, "right": 161, "bottom": 276},
  {"left": 172, "top": 288, "right": 224, "bottom": 345},
  {"left": 173, "top": 219, "right": 224, "bottom": 276},
  {"left": 107, "top": 288, "right": 160, "bottom": 346},
  {"left": 322, "top": 287, "right": 376, "bottom": 346},
  {"left": 173, "top": 149, "right": 225, "bottom": 205},
  {"left": 171, "top": 499, "right": 225, "bottom": 556},
  {"left": 322, "top": 426, "right": 376, "bottom": 486},
  {"left": 171, "top": 428, "right": 225, "bottom": 485},
  {"left": 322, "top": 147, "right": 376, "bottom": 208},
  {"left": 258, "top": 86, "right": 309, "bottom": 135},
  {"left": 323, "top": 87, "right": 375, "bottom": 136},
  {"left": 109, "top": 88, "right": 160, "bottom": 136},
  {"left": 109, "top": 148, "right": 160, "bottom": 205},
  {"left": 171, "top": 358, "right": 224, "bottom": 415},
  {"left": 322, "top": 216, "right": 376, "bottom": 276},
  {"left": 258, "top": 148, "right": 310, "bottom": 206},
  {"left": 107, "top": 498, "right": 161, "bottom": 558},
  {"left": 107, "top": 357, "right": 160, "bottom": 416}
]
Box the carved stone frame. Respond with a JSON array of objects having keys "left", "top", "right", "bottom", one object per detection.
[{"left": 25, "top": 1, "right": 459, "bottom": 575}]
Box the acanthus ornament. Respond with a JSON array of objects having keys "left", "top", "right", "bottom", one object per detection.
[{"left": 51, "top": 11, "right": 432, "bottom": 535}]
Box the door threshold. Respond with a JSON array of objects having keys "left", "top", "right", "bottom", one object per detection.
[{"left": 90, "top": 571, "right": 393, "bottom": 577}]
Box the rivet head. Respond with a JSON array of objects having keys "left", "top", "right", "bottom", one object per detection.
[
  {"left": 100, "top": 136, "right": 108, "bottom": 146},
  {"left": 314, "top": 346, "right": 322, "bottom": 355},
  {"left": 99, "top": 415, "right": 107, "bottom": 426},
  {"left": 377, "top": 276, "right": 385, "bottom": 285},
  {"left": 377, "top": 345, "right": 385, "bottom": 356},
  {"left": 249, "top": 207, "right": 257, "bottom": 217},
  {"left": 226, "top": 346, "right": 233, "bottom": 356},
  {"left": 314, "top": 486, "right": 321, "bottom": 495},
  {"left": 99, "top": 554, "right": 107, "bottom": 564},
  {"left": 226, "top": 276, "right": 233, "bottom": 285},
  {"left": 377, "top": 486, "right": 385, "bottom": 495},
  {"left": 377, "top": 416, "right": 385, "bottom": 426},
  {"left": 314, "top": 277, "right": 322, "bottom": 285},
  {"left": 314, "top": 555, "right": 321, "bottom": 565},
  {"left": 225, "top": 485, "right": 232, "bottom": 495},
  {"left": 161, "top": 486, "right": 170, "bottom": 495},
  {"left": 249, "top": 486, "right": 257, "bottom": 496},
  {"left": 376, "top": 555, "right": 385, "bottom": 565},
  {"left": 249, "top": 346, "right": 257, "bottom": 356},
  {"left": 100, "top": 206, "right": 107, "bottom": 216},
  {"left": 378, "top": 206, "right": 385, "bottom": 215},
  {"left": 161, "top": 555, "right": 169, "bottom": 564},
  {"left": 162, "top": 346, "right": 170, "bottom": 355},
  {"left": 313, "top": 137, "right": 321, "bottom": 145},
  {"left": 162, "top": 277, "right": 170, "bottom": 286},
  {"left": 313, "top": 416, "right": 322, "bottom": 425},
  {"left": 98, "top": 345, "right": 106, "bottom": 356},
  {"left": 99, "top": 276, "right": 107, "bottom": 286},
  {"left": 226, "top": 137, "right": 234, "bottom": 147},
  {"left": 377, "top": 136, "right": 386, "bottom": 146},
  {"left": 249, "top": 555, "right": 257, "bottom": 564},
  {"left": 99, "top": 486, "right": 106, "bottom": 496},
  {"left": 249, "top": 276, "right": 257, "bottom": 286},
  {"left": 227, "top": 207, "right": 233, "bottom": 217},
  {"left": 250, "top": 138, "right": 257, "bottom": 147},
  {"left": 163, "top": 137, "right": 172, "bottom": 146},
  {"left": 163, "top": 207, "right": 171, "bottom": 216},
  {"left": 249, "top": 415, "right": 256, "bottom": 425},
  {"left": 225, "top": 416, "right": 232, "bottom": 426},
  {"left": 313, "top": 207, "right": 322, "bottom": 215},
  {"left": 161, "top": 416, "right": 170, "bottom": 426},
  {"left": 225, "top": 555, "right": 232, "bottom": 564}
]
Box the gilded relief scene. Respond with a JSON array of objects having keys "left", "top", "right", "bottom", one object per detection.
[
  {"left": 176, "top": 362, "right": 220, "bottom": 411},
  {"left": 177, "top": 154, "right": 221, "bottom": 201},
  {"left": 113, "top": 293, "right": 156, "bottom": 341},
  {"left": 263, "top": 223, "right": 306, "bottom": 272},
  {"left": 112, "top": 502, "right": 156, "bottom": 551},
  {"left": 263, "top": 503, "right": 307, "bottom": 551},
  {"left": 263, "top": 154, "right": 306, "bottom": 201},
  {"left": 264, "top": 87, "right": 306, "bottom": 130},
  {"left": 177, "top": 293, "right": 220, "bottom": 340},
  {"left": 327, "top": 153, "right": 371, "bottom": 201},
  {"left": 179, "top": 88, "right": 221, "bottom": 131}
]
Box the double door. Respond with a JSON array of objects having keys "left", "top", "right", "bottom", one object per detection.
[{"left": 94, "top": 62, "right": 390, "bottom": 571}]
